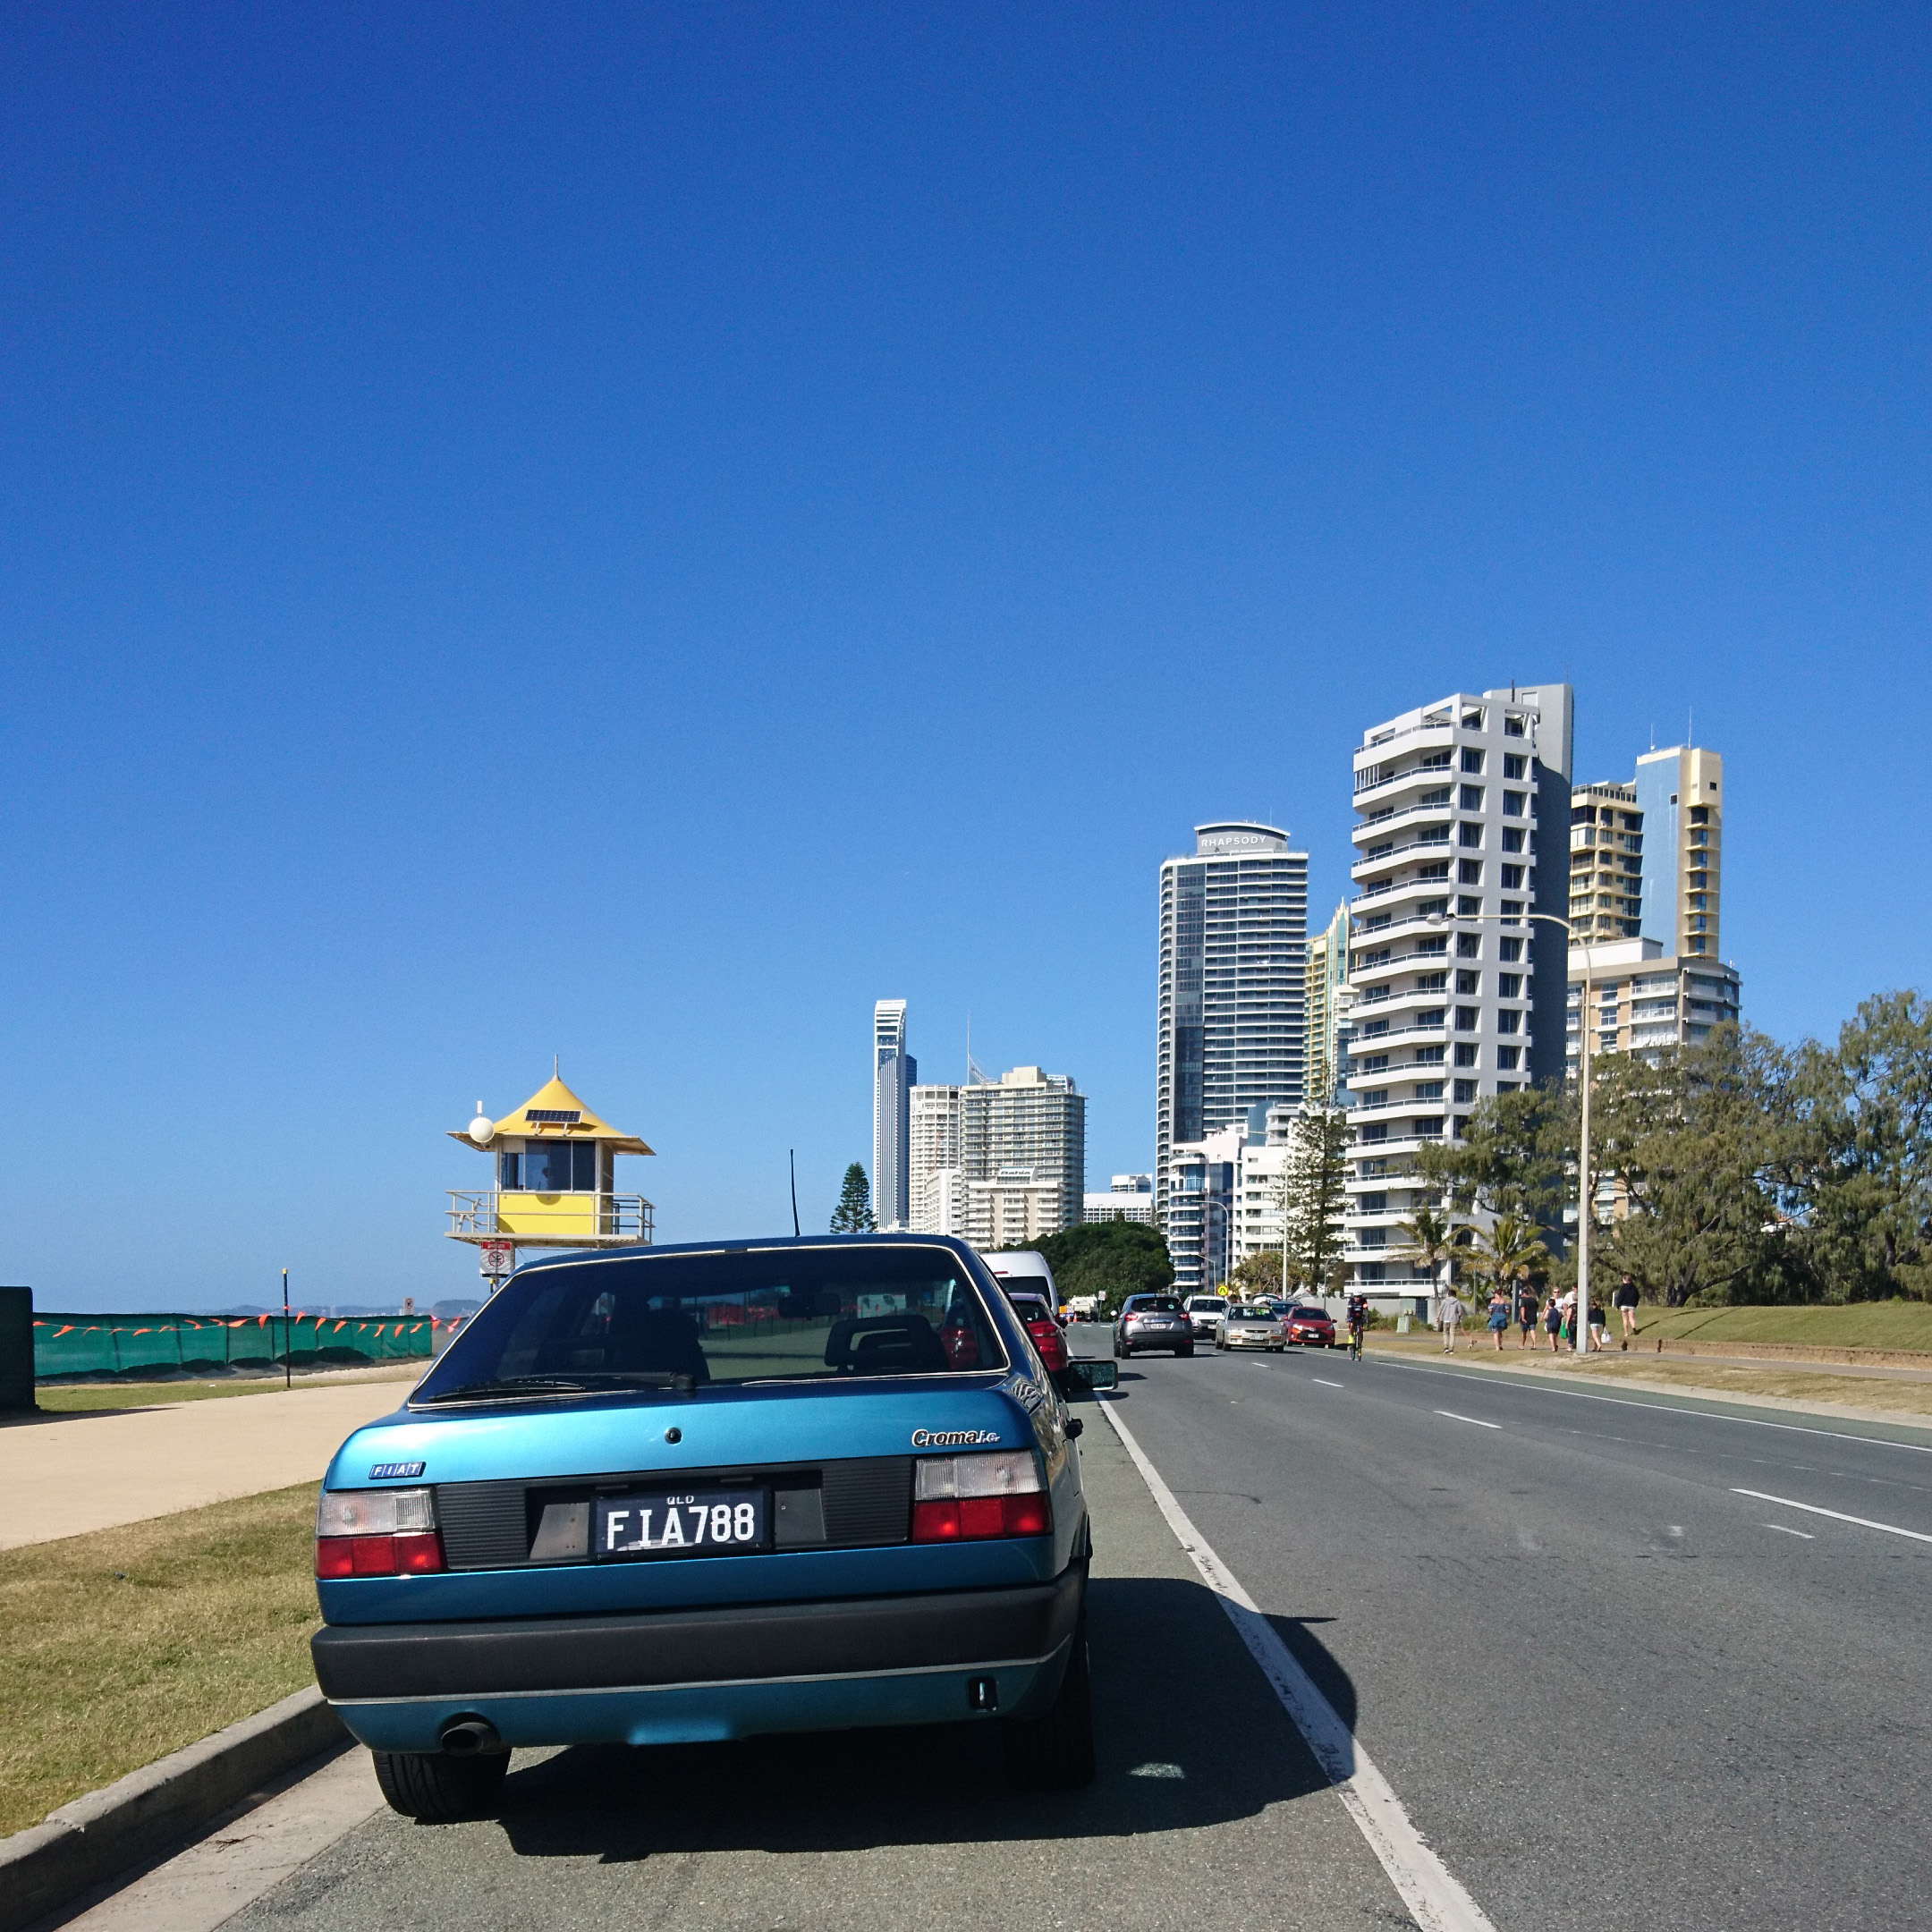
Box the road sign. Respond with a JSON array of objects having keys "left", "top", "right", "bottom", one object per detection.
[{"left": 479, "top": 1241, "right": 513, "bottom": 1278}]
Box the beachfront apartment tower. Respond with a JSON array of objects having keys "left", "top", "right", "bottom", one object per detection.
[
  {"left": 872, "top": 999, "right": 916, "bottom": 1232},
  {"left": 1342, "top": 686, "right": 1573, "bottom": 1301},
  {"left": 1155, "top": 823, "right": 1309, "bottom": 1236}
]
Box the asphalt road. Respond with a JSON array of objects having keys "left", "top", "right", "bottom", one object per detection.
[
  {"left": 199, "top": 1409, "right": 1411, "bottom": 1932},
  {"left": 1097, "top": 1329, "right": 1932, "bottom": 1932}
]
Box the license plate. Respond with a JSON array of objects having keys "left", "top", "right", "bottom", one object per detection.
[{"left": 593, "top": 1488, "right": 768, "bottom": 1562}]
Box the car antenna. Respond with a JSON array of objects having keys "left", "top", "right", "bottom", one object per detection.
[{"left": 789, "top": 1149, "right": 801, "bottom": 1237}]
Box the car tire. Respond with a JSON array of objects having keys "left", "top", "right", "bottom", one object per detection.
[
  {"left": 1178, "top": 1344, "right": 1194, "bottom": 1357},
  {"left": 371, "top": 1748, "right": 510, "bottom": 1822},
  {"left": 1003, "top": 1618, "right": 1095, "bottom": 1791}
]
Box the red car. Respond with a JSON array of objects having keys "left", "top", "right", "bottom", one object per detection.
[
  {"left": 1284, "top": 1304, "right": 1337, "bottom": 1348},
  {"left": 1004, "top": 1290, "right": 1068, "bottom": 1372}
]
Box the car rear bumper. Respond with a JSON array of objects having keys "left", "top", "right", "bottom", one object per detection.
[{"left": 314, "top": 1566, "right": 1084, "bottom": 1750}]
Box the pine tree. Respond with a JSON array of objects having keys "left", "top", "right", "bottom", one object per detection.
[
  {"left": 1281, "top": 1099, "right": 1352, "bottom": 1291},
  {"left": 829, "top": 1162, "right": 877, "bottom": 1233}
]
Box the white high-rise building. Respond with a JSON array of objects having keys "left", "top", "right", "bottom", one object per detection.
[
  {"left": 908, "top": 1082, "right": 965, "bottom": 1236},
  {"left": 1343, "top": 686, "right": 1573, "bottom": 1300},
  {"left": 910, "top": 1064, "right": 1086, "bottom": 1245},
  {"left": 1084, "top": 1174, "right": 1155, "bottom": 1225},
  {"left": 1230, "top": 1104, "right": 1301, "bottom": 1266},
  {"left": 872, "top": 1000, "right": 916, "bottom": 1231},
  {"left": 1156, "top": 822, "right": 1309, "bottom": 1238}
]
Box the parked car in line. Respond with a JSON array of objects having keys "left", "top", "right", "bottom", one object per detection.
[
  {"left": 1003, "top": 1290, "right": 1070, "bottom": 1374},
  {"left": 1183, "top": 1294, "right": 1230, "bottom": 1339},
  {"left": 1113, "top": 1294, "right": 1194, "bottom": 1358},
  {"left": 309, "top": 1235, "right": 1097, "bottom": 1824},
  {"left": 988, "top": 1251, "right": 1063, "bottom": 1319},
  {"left": 1284, "top": 1304, "right": 1337, "bottom": 1348},
  {"left": 1214, "top": 1304, "right": 1287, "bottom": 1352}
]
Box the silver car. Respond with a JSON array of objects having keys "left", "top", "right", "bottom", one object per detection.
[
  {"left": 1114, "top": 1294, "right": 1195, "bottom": 1358},
  {"left": 1215, "top": 1303, "right": 1286, "bottom": 1352}
]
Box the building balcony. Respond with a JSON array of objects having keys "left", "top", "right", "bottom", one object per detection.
[
  {"left": 1348, "top": 1010, "right": 1446, "bottom": 1044},
  {"left": 1347, "top": 1131, "right": 1446, "bottom": 1160},
  {"left": 1345, "top": 1056, "right": 1445, "bottom": 1093},
  {"left": 1352, "top": 834, "right": 1453, "bottom": 883},
  {"left": 1352, "top": 796, "right": 1454, "bottom": 844},
  {"left": 1350, "top": 870, "right": 1454, "bottom": 917},
  {"left": 447, "top": 1191, "right": 656, "bottom": 1249},
  {"left": 1349, "top": 907, "right": 1454, "bottom": 945},
  {"left": 1349, "top": 944, "right": 1450, "bottom": 988}
]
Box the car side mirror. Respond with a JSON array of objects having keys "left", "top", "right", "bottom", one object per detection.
[{"left": 1062, "top": 1360, "right": 1118, "bottom": 1394}]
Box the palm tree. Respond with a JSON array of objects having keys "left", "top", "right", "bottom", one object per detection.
[
  {"left": 1470, "top": 1214, "right": 1550, "bottom": 1307},
  {"left": 1394, "top": 1207, "right": 1468, "bottom": 1292}
]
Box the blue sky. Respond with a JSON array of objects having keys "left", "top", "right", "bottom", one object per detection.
[{"left": 4, "top": 4, "right": 1928, "bottom": 1310}]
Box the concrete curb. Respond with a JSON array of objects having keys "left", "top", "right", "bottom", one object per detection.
[
  {"left": 1645, "top": 1338, "right": 1932, "bottom": 1369},
  {"left": 0, "top": 1686, "right": 346, "bottom": 1932}
]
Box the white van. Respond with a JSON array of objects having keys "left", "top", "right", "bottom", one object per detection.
[{"left": 986, "top": 1250, "right": 1061, "bottom": 1319}]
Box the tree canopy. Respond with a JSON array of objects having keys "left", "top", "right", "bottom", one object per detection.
[
  {"left": 1003, "top": 1219, "right": 1174, "bottom": 1309},
  {"left": 1408, "top": 991, "right": 1932, "bottom": 1307}
]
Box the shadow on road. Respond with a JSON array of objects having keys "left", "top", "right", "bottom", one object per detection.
[{"left": 482, "top": 1572, "right": 1355, "bottom": 1860}]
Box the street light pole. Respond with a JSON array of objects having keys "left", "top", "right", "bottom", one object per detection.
[{"left": 1423, "top": 906, "right": 1596, "bottom": 1356}]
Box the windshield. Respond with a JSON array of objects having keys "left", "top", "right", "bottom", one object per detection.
[
  {"left": 1128, "top": 1297, "right": 1183, "bottom": 1313},
  {"left": 1187, "top": 1297, "right": 1227, "bottom": 1311},
  {"left": 413, "top": 1244, "right": 1007, "bottom": 1402},
  {"left": 1292, "top": 1307, "right": 1328, "bottom": 1318}
]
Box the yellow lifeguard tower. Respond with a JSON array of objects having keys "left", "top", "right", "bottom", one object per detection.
[{"left": 447, "top": 1070, "right": 655, "bottom": 1284}]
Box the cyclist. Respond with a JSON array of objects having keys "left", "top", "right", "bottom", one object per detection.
[{"left": 1345, "top": 1293, "right": 1370, "bottom": 1361}]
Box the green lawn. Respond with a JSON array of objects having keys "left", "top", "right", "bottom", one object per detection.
[
  {"left": 0, "top": 1485, "right": 322, "bottom": 1836},
  {"left": 30, "top": 1363, "right": 423, "bottom": 1411},
  {"left": 1631, "top": 1301, "right": 1932, "bottom": 1351}
]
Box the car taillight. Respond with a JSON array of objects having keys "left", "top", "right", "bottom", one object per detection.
[
  {"left": 911, "top": 1449, "right": 1051, "bottom": 1541},
  {"left": 316, "top": 1487, "right": 444, "bottom": 1578}
]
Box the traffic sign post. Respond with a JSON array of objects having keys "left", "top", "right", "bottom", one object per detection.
[{"left": 479, "top": 1241, "right": 514, "bottom": 1285}]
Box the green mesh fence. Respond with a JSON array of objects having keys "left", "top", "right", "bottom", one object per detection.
[{"left": 34, "top": 1311, "right": 440, "bottom": 1378}]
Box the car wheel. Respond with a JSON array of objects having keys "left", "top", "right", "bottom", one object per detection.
[
  {"left": 1178, "top": 1344, "right": 1194, "bottom": 1357},
  {"left": 1003, "top": 1618, "right": 1095, "bottom": 1791},
  {"left": 371, "top": 1748, "right": 509, "bottom": 1822}
]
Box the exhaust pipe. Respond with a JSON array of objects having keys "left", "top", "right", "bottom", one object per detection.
[{"left": 439, "top": 1716, "right": 504, "bottom": 1757}]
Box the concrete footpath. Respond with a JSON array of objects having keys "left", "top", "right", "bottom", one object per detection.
[{"left": 0, "top": 1377, "right": 421, "bottom": 1549}]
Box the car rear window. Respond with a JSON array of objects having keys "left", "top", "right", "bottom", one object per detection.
[
  {"left": 412, "top": 1245, "right": 1008, "bottom": 1402},
  {"left": 1129, "top": 1297, "right": 1183, "bottom": 1313}
]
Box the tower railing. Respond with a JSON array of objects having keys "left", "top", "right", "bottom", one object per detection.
[{"left": 446, "top": 1191, "right": 655, "bottom": 1246}]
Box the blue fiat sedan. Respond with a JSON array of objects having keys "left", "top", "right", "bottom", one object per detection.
[{"left": 310, "top": 1235, "right": 1106, "bottom": 1820}]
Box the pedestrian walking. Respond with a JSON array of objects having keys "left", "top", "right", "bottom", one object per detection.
[
  {"left": 1517, "top": 1287, "right": 1540, "bottom": 1349},
  {"left": 1543, "top": 1293, "right": 1563, "bottom": 1352},
  {"left": 1614, "top": 1275, "right": 1640, "bottom": 1348},
  {"left": 1588, "top": 1299, "right": 1609, "bottom": 1352},
  {"left": 1439, "top": 1290, "right": 1464, "bottom": 1353},
  {"left": 1487, "top": 1289, "right": 1511, "bottom": 1352}
]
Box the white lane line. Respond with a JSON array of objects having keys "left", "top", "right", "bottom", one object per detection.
[
  {"left": 1377, "top": 1357, "right": 1932, "bottom": 1454},
  {"left": 1762, "top": 1523, "right": 1815, "bottom": 1539},
  {"left": 1731, "top": 1488, "right": 1932, "bottom": 1544},
  {"left": 1313, "top": 1378, "right": 1345, "bottom": 1389},
  {"left": 1435, "top": 1410, "right": 1502, "bottom": 1430},
  {"left": 1099, "top": 1397, "right": 1496, "bottom": 1932}
]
